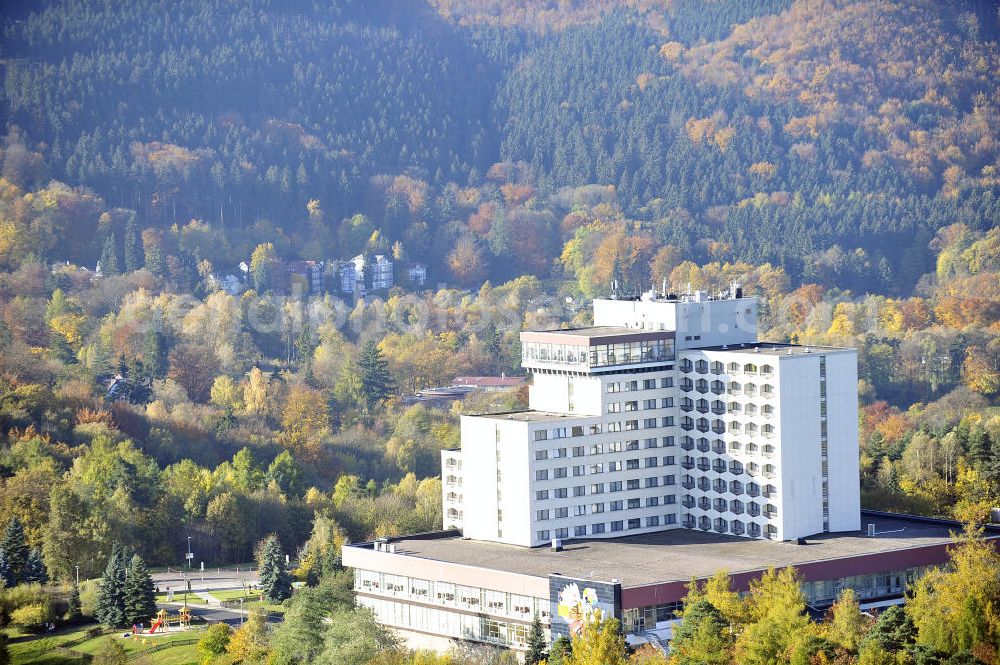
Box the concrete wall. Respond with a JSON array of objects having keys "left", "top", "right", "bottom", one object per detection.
[{"left": 593, "top": 297, "right": 757, "bottom": 349}]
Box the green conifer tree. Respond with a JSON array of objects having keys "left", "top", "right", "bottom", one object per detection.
[
  {"left": 23, "top": 548, "right": 47, "bottom": 584},
  {"left": 0, "top": 549, "right": 13, "bottom": 589},
  {"left": 359, "top": 339, "right": 396, "bottom": 409},
  {"left": 66, "top": 584, "right": 83, "bottom": 622},
  {"left": 1, "top": 517, "right": 29, "bottom": 584},
  {"left": 123, "top": 554, "right": 156, "bottom": 626},
  {"left": 525, "top": 611, "right": 548, "bottom": 665},
  {"left": 257, "top": 535, "right": 292, "bottom": 603},
  {"left": 96, "top": 547, "right": 127, "bottom": 627}
]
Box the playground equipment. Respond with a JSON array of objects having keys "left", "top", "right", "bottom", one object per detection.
[{"left": 146, "top": 606, "right": 193, "bottom": 634}]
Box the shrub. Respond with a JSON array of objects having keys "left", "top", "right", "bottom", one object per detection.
[
  {"left": 198, "top": 622, "right": 233, "bottom": 663},
  {"left": 9, "top": 603, "right": 50, "bottom": 632}
]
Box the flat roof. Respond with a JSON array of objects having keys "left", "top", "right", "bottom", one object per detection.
[
  {"left": 521, "top": 327, "right": 675, "bottom": 346},
  {"left": 693, "top": 342, "right": 855, "bottom": 357},
  {"left": 469, "top": 410, "right": 598, "bottom": 423},
  {"left": 378, "top": 514, "right": 975, "bottom": 588}
]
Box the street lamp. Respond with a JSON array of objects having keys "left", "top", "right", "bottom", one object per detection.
[
  {"left": 187, "top": 536, "right": 192, "bottom": 568},
  {"left": 75, "top": 565, "right": 79, "bottom": 587}
]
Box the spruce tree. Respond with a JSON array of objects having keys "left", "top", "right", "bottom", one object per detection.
[
  {"left": 359, "top": 339, "right": 396, "bottom": 409},
  {"left": 23, "top": 548, "right": 47, "bottom": 584},
  {"left": 123, "top": 554, "right": 156, "bottom": 625},
  {"left": 123, "top": 215, "right": 141, "bottom": 272},
  {"left": 1, "top": 517, "right": 28, "bottom": 584},
  {"left": 100, "top": 231, "right": 120, "bottom": 275},
  {"left": 66, "top": 584, "right": 83, "bottom": 622},
  {"left": 96, "top": 547, "right": 127, "bottom": 627},
  {"left": 0, "top": 549, "right": 13, "bottom": 589},
  {"left": 525, "top": 611, "right": 548, "bottom": 665},
  {"left": 257, "top": 535, "right": 292, "bottom": 603}
]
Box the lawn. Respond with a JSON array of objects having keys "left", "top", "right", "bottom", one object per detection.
[
  {"left": 207, "top": 588, "right": 287, "bottom": 615},
  {"left": 155, "top": 591, "right": 206, "bottom": 605},
  {"left": 5, "top": 623, "right": 204, "bottom": 665}
]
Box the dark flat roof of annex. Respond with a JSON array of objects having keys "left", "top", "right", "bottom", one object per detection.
[{"left": 375, "top": 514, "right": 980, "bottom": 588}]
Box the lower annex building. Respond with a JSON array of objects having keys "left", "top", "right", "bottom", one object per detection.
[{"left": 345, "top": 287, "right": 972, "bottom": 653}]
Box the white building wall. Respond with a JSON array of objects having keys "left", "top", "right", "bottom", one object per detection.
[
  {"left": 824, "top": 352, "right": 862, "bottom": 532},
  {"left": 774, "top": 355, "right": 825, "bottom": 540},
  {"left": 528, "top": 373, "right": 603, "bottom": 416}
]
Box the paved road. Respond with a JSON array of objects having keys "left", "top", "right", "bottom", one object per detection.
[{"left": 152, "top": 568, "right": 258, "bottom": 594}]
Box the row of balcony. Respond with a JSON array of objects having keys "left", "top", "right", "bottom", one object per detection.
[{"left": 680, "top": 359, "right": 775, "bottom": 378}]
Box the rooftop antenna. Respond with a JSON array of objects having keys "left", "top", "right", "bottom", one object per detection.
[{"left": 661, "top": 278, "right": 667, "bottom": 298}]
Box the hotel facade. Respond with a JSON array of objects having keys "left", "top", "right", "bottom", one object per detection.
[{"left": 343, "top": 288, "right": 972, "bottom": 655}]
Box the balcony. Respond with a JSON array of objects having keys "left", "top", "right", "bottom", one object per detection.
[
  {"left": 682, "top": 497, "right": 695, "bottom": 509},
  {"left": 680, "top": 379, "right": 694, "bottom": 392},
  {"left": 680, "top": 439, "right": 694, "bottom": 451},
  {"left": 682, "top": 479, "right": 695, "bottom": 490},
  {"left": 681, "top": 459, "right": 695, "bottom": 470},
  {"left": 712, "top": 461, "right": 727, "bottom": 473},
  {"left": 697, "top": 462, "right": 711, "bottom": 472}
]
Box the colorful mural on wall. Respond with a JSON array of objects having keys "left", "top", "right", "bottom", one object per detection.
[{"left": 557, "top": 583, "right": 604, "bottom": 636}]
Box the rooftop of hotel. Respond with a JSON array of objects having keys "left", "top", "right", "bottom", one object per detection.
[
  {"left": 692, "top": 342, "right": 856, "bottom": 357},
  {"left": 521, "top": 326, "right": 675, "bottom": 341},
  {"left": 470, "top": 410, "right": 598, "bottom": 423},
  {"left": 359, "top": 513, "right": 985, "bottom": 588}
]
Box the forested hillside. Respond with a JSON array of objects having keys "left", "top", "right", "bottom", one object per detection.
[{"left": 0, "top": 0, "right": 999, "bottom": 609}]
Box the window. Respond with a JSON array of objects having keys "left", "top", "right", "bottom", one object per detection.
[
  {"left": 627, "top": 479, "right": 640, "bottom": 490},
  {"left": 536, "top": 490, "right": 549, "bottom": 500},
  {"left": 611, "top": 521, "right": 624, "bottom": 532},
  {"left": 662, "top": 397, "right": 674, "bottom": 408},
  {"left": 592, "top": 503, "right": 605, "bottom": 514},
  {"left": 574, "top": 505, "right": 587, "bottom": 516},
  {"left": 536, "top": 510, "right": 550, "bottom": 521},
  {"left": 592, "top": 522, "right": 606, "bottom": 534},
  {"left": 665, "top": 513, "right": 677, "bottom": 524},
  {"left": 535, "top": 470, "right": 548, "bottom": 481},
  {"left": 610, "top": 500, "right": 623, "bottom": 511},
  {"left": 645, "top": 477, "right": 660, "bottom": 488},
  {"left": 555, "top": 488, "right": 568, "bottom": 499},
  {"left": 644, "top": 438, "right": 658, "bottom": 449},
  {"left": 573, "top": 465, "right": 585, "bottom": 476},
  {"left": 627, "top": 440, "right": 640, "bottom": 451},
  {"left": 573, "top": 485, "right": 586, "bottom": 497},
  {"left": 661, "top": 377, "right": 674, "bottom": 388},
  {"left": 589, "top": 444, "right": 604, "bottom": 455},
  {"left": 535, "top": 450, "right": 548, "bottom": 461},
  {"left": 608, "top": 441, "right": 623, "bottom": 452},
  {"left": 555, "top": 507, "right": 569, "bottom": 518},
  {"left": 590, "top": 464, "right": 604, "bottom": 474},
  {"left": 663, "top": 436, "right": 675, "bottom": 447},
  {"left": 555, "top": 528, "right": 569, "bottom": 539},
  {"left": 664, "top": 474, "right": 676, "bottom": 485},
  {"left": 554, "top": 467, "right": 568, "bottom": 479},
  {"left": 627, "top": 459, "right": 640, "bottom": 470},
  {"left": 628, "top": 498, "right": 641, "bottom": 509},
  {"left": 662, "top": 416, "right": 675, "bottom": 427},
  {"left": 644, "top": 379, "right": 657, "bottom": 389},
  {"left": 625, "top": 420, "right": 639, "bottom": 431},
  {"left": 534, "top": 430, "right": 548, "bottom": 441},
  {"left": 625, "top": 381, "right": 638, "bottom": 391},
  {"left": 591, "top": 483, "right": 605, "bottom": 494},
  {"left": 573, "top": 446, "right": 585, "bottom": 457},
  {"left": 609, "top": 461, "right": 622, "bottom": 472},
  {"left": 646, "top": 497, "right": 659, "bottom": 507},
  {"left": 610, "top": 481, "right": 623, "bottom": 492},
  {"left": 644, "top": 399, "right": 657, "bottom": 410},
  {"left": 663, "top": 455, "right": 675, "bottom": 466},
  {"left": 607, "top": 402, "right": 621, "bottom": 413},
  {"left": 572, "top": 426, "right": 584, "bottom": 437},
  {"left": 625, "top": 401, "right": 639, "bottom": 412},
  {"left": 628, "top": 518, "right": 641, "bottom": 530},
  {"left": 607, "top": 382, "right": 620, "bottom": 393},
  {"left": 608, "top": 422, "right": 622, "bottom": 433},
  {"left": 646, "top": 516, "right": 660, "bottom": 527},
  {"left": 665, "top": 494, "right": 676, "bottom": 505},
  {"left": 645, "top": 457, "right": 658, "bottom": 468},
  {"left": 554, "top": 448, "right": 567, "bottom": 458},
  {"left": 537, "top": 530, "right": 550, "bottom": 541}
]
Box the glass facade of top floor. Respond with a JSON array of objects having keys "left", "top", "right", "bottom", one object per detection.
[{"left": 522, "top": 338, "right": 675, "bottom": 370}]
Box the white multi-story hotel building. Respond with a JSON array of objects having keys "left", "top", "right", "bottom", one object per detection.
[{"left": 442, "top": 287, "right": 860, "bottom": 547}]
